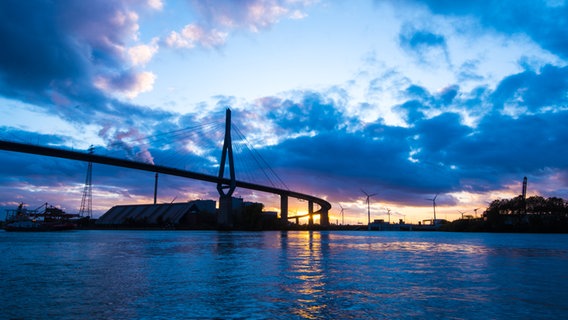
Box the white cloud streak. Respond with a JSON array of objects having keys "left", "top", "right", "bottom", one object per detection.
[{"left": 163, "top": 0, "right": 316, "bottom": 49}]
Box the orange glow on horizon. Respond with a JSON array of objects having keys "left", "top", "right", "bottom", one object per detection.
[{"left": 46, "top": 178, "right": 530, "bottom": 223}]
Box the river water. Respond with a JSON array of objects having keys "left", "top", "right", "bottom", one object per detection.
[{"left": 1, "top": 230, "right": 567, "bottom": 319}]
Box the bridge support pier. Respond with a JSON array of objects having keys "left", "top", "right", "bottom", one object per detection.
[
  {"left": 280, "top": 195, "right": 288, "bottom": 222},
  {"left": 308, "top": 201, "right": 314, "bottom": 226},
  {"left": 320, "top": 208, "right": 329, "bottom": 226},
  {"left": 218, "top": 195, "right": 233, "bottom": 228},
  {"left": 153, "top": 173, "right": 158, "bottom": 205}
]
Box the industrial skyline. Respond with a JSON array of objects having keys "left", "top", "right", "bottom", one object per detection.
[{"left": 1, "top": 0, "right": 568, "bottom": 224}]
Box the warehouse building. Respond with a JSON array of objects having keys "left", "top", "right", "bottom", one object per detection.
[{"left": 96, "top": 200, "right": 217, "bottom": 228}]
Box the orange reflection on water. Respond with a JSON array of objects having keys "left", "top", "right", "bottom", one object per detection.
[{"left": 282, "top": 231, "right": 329, "bottom": 319}]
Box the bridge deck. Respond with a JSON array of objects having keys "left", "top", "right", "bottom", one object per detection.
[{"left": 0, "top": 140, "right": 331, "bottom": 216}]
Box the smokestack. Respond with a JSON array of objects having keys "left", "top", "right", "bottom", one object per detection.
[
  {"left": 522, "top": 176, "right": 527, "bottom": 215},
  {"left": 522, "top": 176, "right": 527, "bottom": 200}
]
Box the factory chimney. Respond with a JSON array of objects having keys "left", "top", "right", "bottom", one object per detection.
[
  {"left": 522, "top": 176, "right": 527, "bottom": 200},
  {"left": 522, "top": 176, "right": 527, "bottom": 214}
]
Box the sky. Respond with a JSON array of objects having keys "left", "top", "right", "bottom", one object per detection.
[{"left": 1, "top": 0, "right": 568, "bottom": 224}]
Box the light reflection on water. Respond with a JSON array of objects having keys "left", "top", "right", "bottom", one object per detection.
[{"left": 1, "top": 230, "right": 567, "bottom": 319}]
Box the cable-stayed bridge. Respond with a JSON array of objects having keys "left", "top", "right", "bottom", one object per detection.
[{"left": 0, "top": 109, "right": 331, "bottom": 227}]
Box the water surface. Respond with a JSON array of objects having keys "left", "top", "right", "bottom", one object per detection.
[{"left": 1, "top": 230, "right": 567, "bottom": 319}]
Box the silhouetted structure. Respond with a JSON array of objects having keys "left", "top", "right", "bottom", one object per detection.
[
  {"left": 97, "top": 200, "right": 217, "bottom": 228},
  {"left": 217, "top": 108, "right": 237, "bottom": 227},
  {"left": 78, "top": 146, "right": 94, "bottom": 218},
  {"left": 361, "top": 189, "right": 376, "bottom": 229},
  {"left": 95, "top": 198, "right": 284, "bottom": 230},
  {"left": 442, "top": 195, "right": 568, "bottom": 233},
  {"left": 522, "top": 176, "right": 528, "bottom": 214},
  {"left": 0, "top": 107, "right": 332, "bottom": 229}
]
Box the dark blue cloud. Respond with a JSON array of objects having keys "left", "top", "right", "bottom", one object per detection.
[
  {"left": 395, "top": 100, "right": 426, "bottom": 124},
  {"left": 456, "top": 112, "right": 568, "bottom": 172},
  {"left": 263, "top": 92, "right": 348, "bottom": 133},
  {"left": 259, "top": 122, "right": 462, "bottom": 205},
  {"left": 492, "top": 65, "right": 568, "bottom": 112},
  {"left": 412, "top": 112, "right": 471, "bottom": 155},
  {"left": 398, "top": 26, "right": 449, "bottom": 65},
  {"left": 0, "top": 1, "right": 86, "bottom": 92},
  {"left": 394, "top": 84, "right": 461, "bottom": 124},
  {"left": 400, "top": 29, "right": 446, "bottom": 49},
  {"left": 406, "top": 85, "right": 432, "bottom": 100},
  {"left": 438, "top": 85, "right": 459, "bottom": 105},
  {"left": 0, "top": 0, "right": 170, "bottom": 130},
  {"left": 411, "top": 0, "right": 568, "bottom": 59}
]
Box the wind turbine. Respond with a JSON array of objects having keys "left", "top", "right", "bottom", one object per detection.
[
  {"left": 384, "top": 207, "right": 392, "bottom": 224},
  {"left": 426, "top": 194, "right": 438, "bottom": 223},
  {"left": 361, "top": 189, "right": 377, "bottom": 228},
  {"left": 338, "top": 204, "right": 346, "bottom": 225},
  {"left": 458, "top": 210, "right": 468, "bottom": 220}
]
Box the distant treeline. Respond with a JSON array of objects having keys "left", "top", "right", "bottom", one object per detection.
[{"left": 442, "top": 195, "right": 568, "bottom": 233}]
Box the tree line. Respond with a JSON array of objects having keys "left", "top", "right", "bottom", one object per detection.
[{"left": 442, "top": 195, "right": 568, "bottom": 233}]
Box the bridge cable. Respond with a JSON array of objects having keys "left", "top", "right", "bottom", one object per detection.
[{"left": 233, "top": 125, "right": 289, "bottom": 191}]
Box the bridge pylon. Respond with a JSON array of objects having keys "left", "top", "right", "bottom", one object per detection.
[
  {"left": 280, "top": 194, "right": 288, "bottom": 222},
  {"left": 217, "top": 108, "right": 236, "bottom": 227}
]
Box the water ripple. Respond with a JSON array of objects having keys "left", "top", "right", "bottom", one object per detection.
[{"left": 1, "top": 231, "right": 567, "bottom": 319}]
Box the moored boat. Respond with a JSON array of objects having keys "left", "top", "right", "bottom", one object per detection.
[{"left": 3, "top": 203, "right": 79, "bottom": 231}]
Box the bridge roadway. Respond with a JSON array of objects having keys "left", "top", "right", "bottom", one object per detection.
[{"left": 0, "top": 140, "right": 331, "bottom": 224}]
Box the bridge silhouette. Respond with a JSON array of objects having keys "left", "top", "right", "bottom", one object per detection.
[{"left": 0, "top": 109, "right": 331, "bottom": 227}]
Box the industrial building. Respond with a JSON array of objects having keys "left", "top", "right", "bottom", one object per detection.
[
  {"left": 96, "top": 200, "right": 217, "bottom": 228},
  {"left": 95, "top": 198, "right": 281, "bottom": 229}
]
